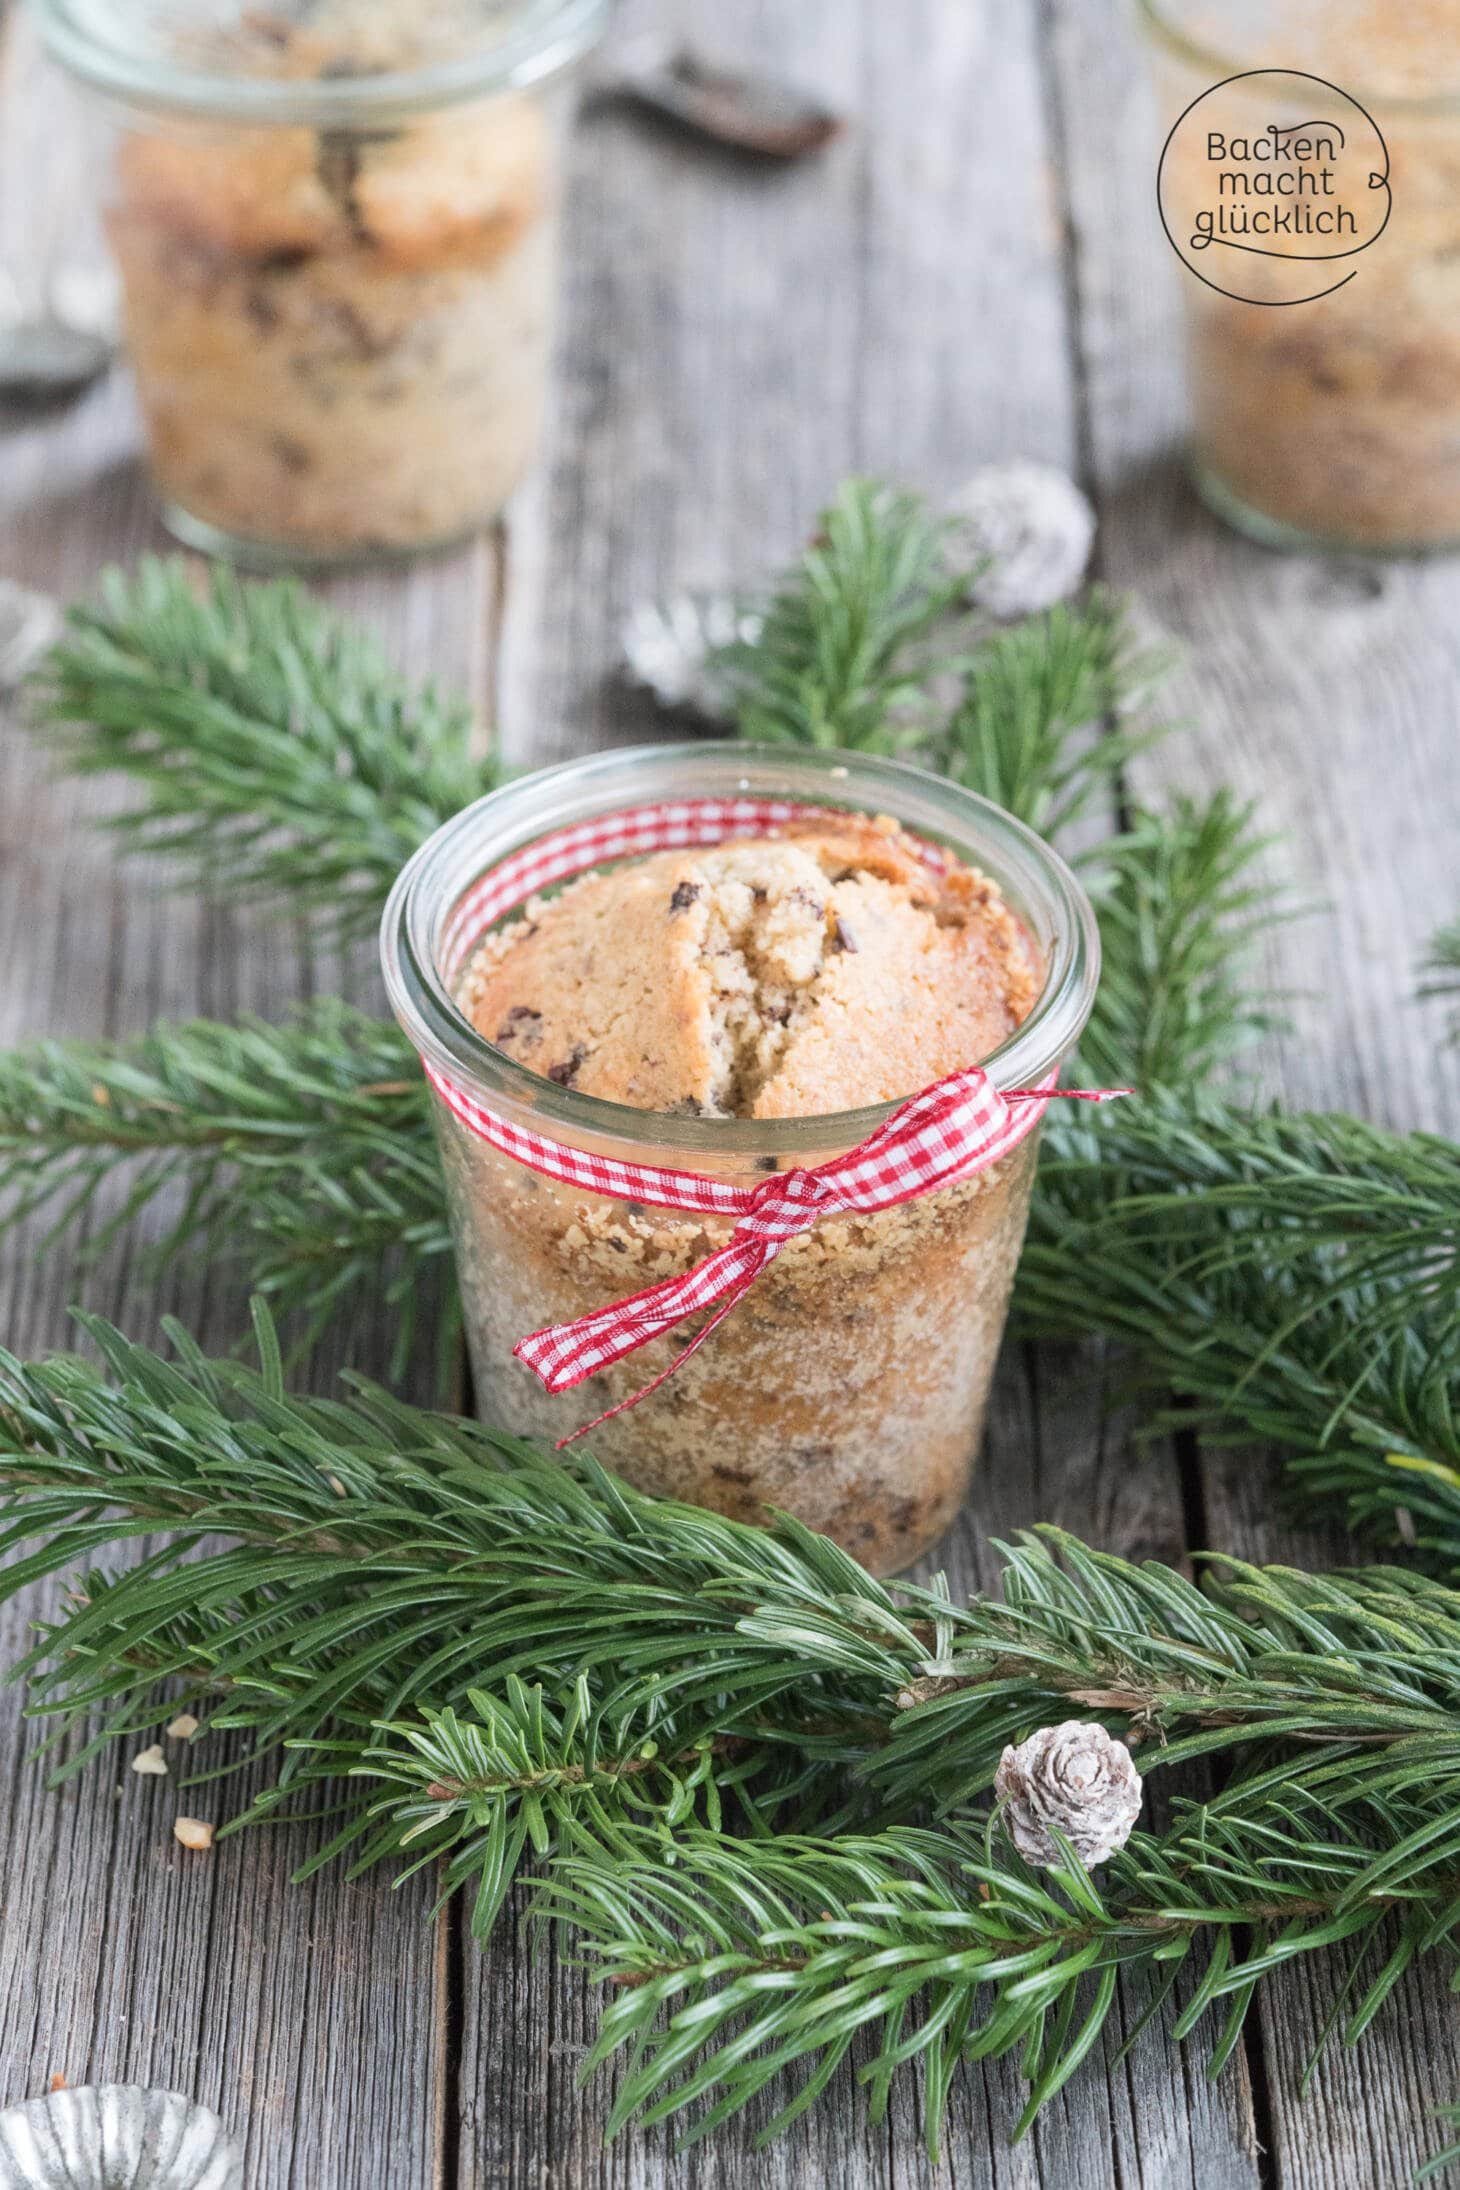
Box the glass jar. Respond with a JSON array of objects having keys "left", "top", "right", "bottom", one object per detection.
[
  {"left": 34, "top": 0, "right": 607, "bottom": 568},
  {"left": 382, "top": 744, "right": 1100, "bottom": 1577},
  {"left": 1140, "top": 1, "right": 1460, "bottom": 551}
]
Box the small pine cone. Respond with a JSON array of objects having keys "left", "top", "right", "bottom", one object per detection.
[
  {"left": 994, "top": 1720, "right": 1143, "bottom": 1870},
  {"left": 945, "top": 461, "right": 1095, "bottom": 618}
]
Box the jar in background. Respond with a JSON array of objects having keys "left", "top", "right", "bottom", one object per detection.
[
  {"left": 33, "top": 0, "right": 607, "bottom": 567},
  {"left": 382, "top": 745, "right": 1100, "bottom": 1577},
  {"left": 1140, "top": 1, "right": 1460, "bottom": 551}
]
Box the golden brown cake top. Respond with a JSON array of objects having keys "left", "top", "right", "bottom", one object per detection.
[
  {"left": 114, "top": 14, "right": 546, "bottom": 271},
  {"left": 458, "top": 814, "right": 1042, "bottom": 1120}
]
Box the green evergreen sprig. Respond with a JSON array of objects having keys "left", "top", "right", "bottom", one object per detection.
[
  {"left": 8, "top": 1321, "right": 1460, "bottom": 2145},
  {"left": 715, "top": 481, "right": 968, "bottom": 750},
  {"left": 1023, "top": 1097, "right": 1460, "bottom": 1562},
  {"left": 543, "top": 1743, "right": 1460, "bottom": 2157},
  {"left": 32, "top": 559, "right": 498, "bottom": 938},
  {"left": 0, "top": 1006, "right": 449, "bottom": 1378},
  {"left": 6, "top": 1318, "right": 1460, "bottom": 1882},
  {"left": 1075, "top": 790, "right": 1291, "bottom": 1090},
  {"left": 1421, "top": 917, "right": 1460, "bottom": 1046},
  {"left": 938, "top": 591, "right": 1162, "bottom": 839}
]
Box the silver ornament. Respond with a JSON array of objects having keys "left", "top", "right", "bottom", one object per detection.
[
  {"left": 945, "top": 461, "right": 1096, "bottom": 618},
  {"left": 994, "top": 1719, "right": 1142, "bottom": 1870},
  {"left": 0, "top": 2086, "right": 242, "bottom": 2190},
  {"left": 620, "top": 590, "right": 762, "bottom": 721}
]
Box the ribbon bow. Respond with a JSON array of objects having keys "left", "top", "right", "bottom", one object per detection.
[{"left": 491, "top": 1065, "right": 1127, "bottom": 1446}]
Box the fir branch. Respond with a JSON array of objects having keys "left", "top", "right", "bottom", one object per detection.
[
  {"left": 0, "top": 1316, "right": 898, "bottom": 1789},
  {"left": 1023, "top": 1096, "right": 1460, "bottom": 1561},
  {"left": 937, "top": 590, "right": 1163, "bottom": 839},
  {"left": 0, "top": 1006, "right": 450, "bottom": 1377},
  {"left": 543, "top": 1744, "right": 1460, "bottom": 2157},
  {"left": 10, "top": 1321, "right": 1460, "bottom": 2140},
  {"left": 716, "top": 480, "right": 968, "bottom": 750},
  {"left": 1420, "top": 917, "right": 1460, "bottom": 1045},
  {"left": 31, "top": 559, "right": 496, "bottom": 938},
  {"left": 1075, "top": 792, "right": 1292, "bottom": 1091},
  {"left": 8, "top": 1321, "right": 1460, "bottom": 1915},
  {"left": 336, "top": 1682, "right": 821, "bottom": 1937},
  {"left": 715, "top": 484, "right": 1165, "bottom": 824}
]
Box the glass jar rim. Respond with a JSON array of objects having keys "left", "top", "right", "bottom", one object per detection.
[
  {"left": 381, "top": 742, "right": 1102, "bottom": 1162},
  {"left": 31, "top": 0, "right": 609, "bottom": 124},
  {"left": 1135, "top": 0, "right": 1460, "bottom": 114}
]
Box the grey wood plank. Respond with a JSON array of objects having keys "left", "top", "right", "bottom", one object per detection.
[
  {"left": 498, "top": 0, "right": 1080, "bottom": 773},
  {"left": 496, "top": 0, "right": 865, "bottom": 770},
  {"left": 463, "top": 3, "right": 1258, "bottom": 2184},
  {"left": 0, "top": 20, "right": 490, "bottom": 2187},
  {"left": 1045, "top": 0, "right": 1460, "bottom": 2180}
]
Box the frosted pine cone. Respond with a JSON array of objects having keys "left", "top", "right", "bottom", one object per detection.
[
  {"left": 620, "top": 590, "right": 763, "bottom": 720},
  {"left": 945, "top": 461, "right": 1095, "bottom": 617},
  {"left": 994, "top": 1720, "right": 1142, "bottom": 1869}
]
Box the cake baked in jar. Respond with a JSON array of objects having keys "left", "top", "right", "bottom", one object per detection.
[
  {"left": 383, "top": 746, "right": 1102, "bottom": 1578},
  {"left": 34, "top": 0, "right": 607, "bottom": 566},
  {"left": 1141, "top": 0, "right": 1460, "bottom": 550}
]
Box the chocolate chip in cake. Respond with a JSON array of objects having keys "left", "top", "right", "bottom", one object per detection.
[
  {"left": 243, "top": 284, "right": 281, "bottom": 335},
  {"left": 669, "top": 881, "right": 701, "bottom": 912},
  {"left": 495, "top": 1004, "right": 543, "bottom": 1047},
  {"left": 273, "top": 433, "right": 311, "bottom": 475},
  {"left": 547, "top": 1046, "right": 588, "bottom": 1087}
]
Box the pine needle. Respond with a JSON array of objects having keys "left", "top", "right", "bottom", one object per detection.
[
  {"left": 0, "top": 1007, "right": 452, "bottom": 1381},
  {"left": 6, "top": 1323, "right": 1460, "bottom": 2145},
  {"left": 1024, "top": 1096, "right": 1460, "bottom": 1561},
  {"left": 31, "top": 558, "right": 498, "bottom": 939},
  {"left": 715, "top": 479, "right": 969, "bottom": 750},
  {"left": 1420, "top": 918, "right": 1460, "bottom": 1046}
]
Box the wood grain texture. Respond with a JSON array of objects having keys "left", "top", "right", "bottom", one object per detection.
[
  {"left": 496, "top": 0, "right": 1077, "bottom": 769},
  {"left": 1, "top": 0, "right": 1456, "bottom": 2181}
]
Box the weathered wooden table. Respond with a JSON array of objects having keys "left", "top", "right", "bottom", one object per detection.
[{"left": 2, "top": 2, "right": 1458, "bottom": 2184}]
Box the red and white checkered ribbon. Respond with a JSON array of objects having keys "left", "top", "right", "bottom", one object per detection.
[{"left": 422, "top": 796, "right": 1128, "bottom": 1444}]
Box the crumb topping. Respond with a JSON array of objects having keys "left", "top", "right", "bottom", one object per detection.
[{"left": 458, "top": 814, "right": 1042, "bottom": 1119}]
